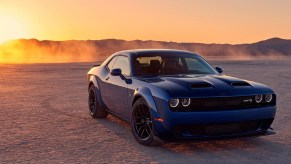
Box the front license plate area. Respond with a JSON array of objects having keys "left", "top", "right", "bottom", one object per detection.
[{"left": 205, "top": 124, "right": 240, "bottom": 135}]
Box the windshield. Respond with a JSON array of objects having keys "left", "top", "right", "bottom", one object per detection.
[{"left": 133, "top": 53, "right": 217, "bottom": 76}]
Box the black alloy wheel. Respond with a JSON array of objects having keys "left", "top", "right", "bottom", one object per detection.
[
  {"left": 88, "top": 85, "right": 108, "bottom": 118},
  {"left": 131, "top": 98, "right": 157, "bottom": 146}
]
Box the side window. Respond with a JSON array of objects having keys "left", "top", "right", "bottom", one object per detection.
[
  {"left": 112, "top": 56, "right": 130, "bottom": 76},
  {"left": 107, "top": 56, "right": 118, "bottom": 71}
]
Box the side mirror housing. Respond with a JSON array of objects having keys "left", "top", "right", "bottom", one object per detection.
[
  {"left": 215, "top": 67, "right": 223, "bottom": 73},
  {"left": 110, "top": 68, "right": 122, "bottom": 76}
]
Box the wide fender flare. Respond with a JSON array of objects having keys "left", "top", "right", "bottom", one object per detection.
[
  {"left": 89, "top": 75, "right": 105, "bottom": 109},
  {"left": 132, "top": 87, "right": 168, "bottom": 135},
  {"left": 132, "top": 87, "right": 160, "bottom": 117},
  {"left": 88, "top": 75, "right": 99, "bottom": 91}
]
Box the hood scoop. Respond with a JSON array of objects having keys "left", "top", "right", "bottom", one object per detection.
[
  {"left": 190, "top": 82, "right": 213, "bottom": 89},
  {"left": 231, "top": 81, "right": 251, "bottom": 87}
]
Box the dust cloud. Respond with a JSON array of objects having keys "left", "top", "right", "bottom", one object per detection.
[
  {"left": 0, "top": 39, "right": 99, "bottom": 63},
  {"left": 0, "top": 38, "right": 289, "bottom": 63}
]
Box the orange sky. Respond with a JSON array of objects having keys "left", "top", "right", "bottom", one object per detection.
[{"left": 0, "top": 0, "right": 291, "bottom": 44}]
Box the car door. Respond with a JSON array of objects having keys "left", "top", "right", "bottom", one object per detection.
[{"left": 100, "top": 55, "right": 131, "bottom": 118}]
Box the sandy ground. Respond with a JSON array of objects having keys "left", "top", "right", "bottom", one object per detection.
[{"left": 0, "top": 60, "right": 290, "bottom": 163}]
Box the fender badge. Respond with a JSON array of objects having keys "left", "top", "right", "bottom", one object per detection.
[{"left": 243, "top": 99, "right": 253, "bottom": 103}]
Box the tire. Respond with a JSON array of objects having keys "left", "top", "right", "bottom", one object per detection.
[
  {"left": 88, "top": 85, "right": 108, "bottom": 118},
  {"left": 131, "top": 98, "right": 158, "bottom": 146}
]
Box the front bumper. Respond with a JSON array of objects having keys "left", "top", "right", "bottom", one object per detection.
[{"left": 152, "top": 106, "right": 276, "bottom": 140}]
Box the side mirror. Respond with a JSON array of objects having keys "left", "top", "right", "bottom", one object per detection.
[
  {"left": 215, "top": 67, "right": 223, "bottom": 73},
  {"left": 110, "top": 68, "right": 122, "bottom": 76}
]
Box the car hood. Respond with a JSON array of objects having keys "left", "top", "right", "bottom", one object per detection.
[{"left": 136, "top": 74, "right": 274, "bottom": 98}]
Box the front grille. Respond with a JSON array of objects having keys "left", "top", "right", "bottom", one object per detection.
[
  {"left": 173, "top": 119, "right": 273, "bottom": 137},
  {"left": 170, "top": 95, "right": 276, "bottom": 112}
]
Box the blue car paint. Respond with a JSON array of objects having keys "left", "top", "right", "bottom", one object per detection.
[
  {"left": 87, "top": 49, "right": 276, "bottom": 139},
  {"left": 132, "top": 87, "right": 159, "bottom": 113}
]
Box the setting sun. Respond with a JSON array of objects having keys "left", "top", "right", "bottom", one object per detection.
[
  {"left": 1, "top": 0, "right": 291, "bottom": 44},
  {"left": 0, "top": 14, "right": 27, "bottom": 43}
]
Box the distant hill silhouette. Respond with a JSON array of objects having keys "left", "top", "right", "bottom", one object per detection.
[{"left": 0, "top": 38, "right": 290, "bottom": 63}]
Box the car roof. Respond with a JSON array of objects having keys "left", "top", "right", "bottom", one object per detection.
[
  {"left": 115, "top": 49, "right": 198, "bottom": 56},
  {"left": 101, "top": 49, "right": 201, "bottom": 67}
]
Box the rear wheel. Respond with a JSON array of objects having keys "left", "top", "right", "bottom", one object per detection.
[
  {"left": 131, "top": 98, "right": 157, "bottom": 146},
  {"left": 88, "top": 85, "right": 108, "bottom": 118}
]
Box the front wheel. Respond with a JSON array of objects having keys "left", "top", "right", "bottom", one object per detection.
[
  {"left": 88, "top": 85, "right": 108, "bottom": 118},
  {"left": 131, "top": 98, "right": 158, "bottom": 146}
]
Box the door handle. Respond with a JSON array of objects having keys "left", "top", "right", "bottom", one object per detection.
[{"left": 105, "top": 77, "right": 109, "bottom": 81}]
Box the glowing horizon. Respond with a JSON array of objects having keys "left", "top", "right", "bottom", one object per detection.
[{"left": 0, "top": 0, "right": 291, "bottom": 44}]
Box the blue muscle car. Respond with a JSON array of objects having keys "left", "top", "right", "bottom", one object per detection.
[{"left": 87, "top": 49, "right": 276, "bottom": 146}]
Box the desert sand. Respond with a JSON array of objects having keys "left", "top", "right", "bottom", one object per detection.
[{"left": 0, "top": 60, "right": 290, "bottom": 163}]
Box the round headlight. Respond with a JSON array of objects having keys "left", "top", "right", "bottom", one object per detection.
[
  {"left": 265, "top": 94, "right": 273, "bottom": 103},
  {"left": 169, "top": 99, "right": 179, "bottom": 108},
  {"left": 255, "top": 95, "right": 263, "bottom": 103},
  {"left": 181, "top": 98, "right": 191, "bottom": 107}
]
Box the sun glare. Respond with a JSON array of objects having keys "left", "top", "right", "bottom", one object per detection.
[{"left": 0, "top": 15, "right": 27, "bottom": 43}]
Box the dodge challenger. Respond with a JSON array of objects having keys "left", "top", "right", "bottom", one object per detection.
[{"left": 87, "top": 49, "right": 276, "bottom": 146}]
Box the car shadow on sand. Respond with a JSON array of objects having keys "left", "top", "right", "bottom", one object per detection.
[{"left": 95, "top": 114, "right": 290, "bottom": 163}]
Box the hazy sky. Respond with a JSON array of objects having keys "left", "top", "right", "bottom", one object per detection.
[{"left": 0, "top": 0, "right": 291, "bottom": 43}]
